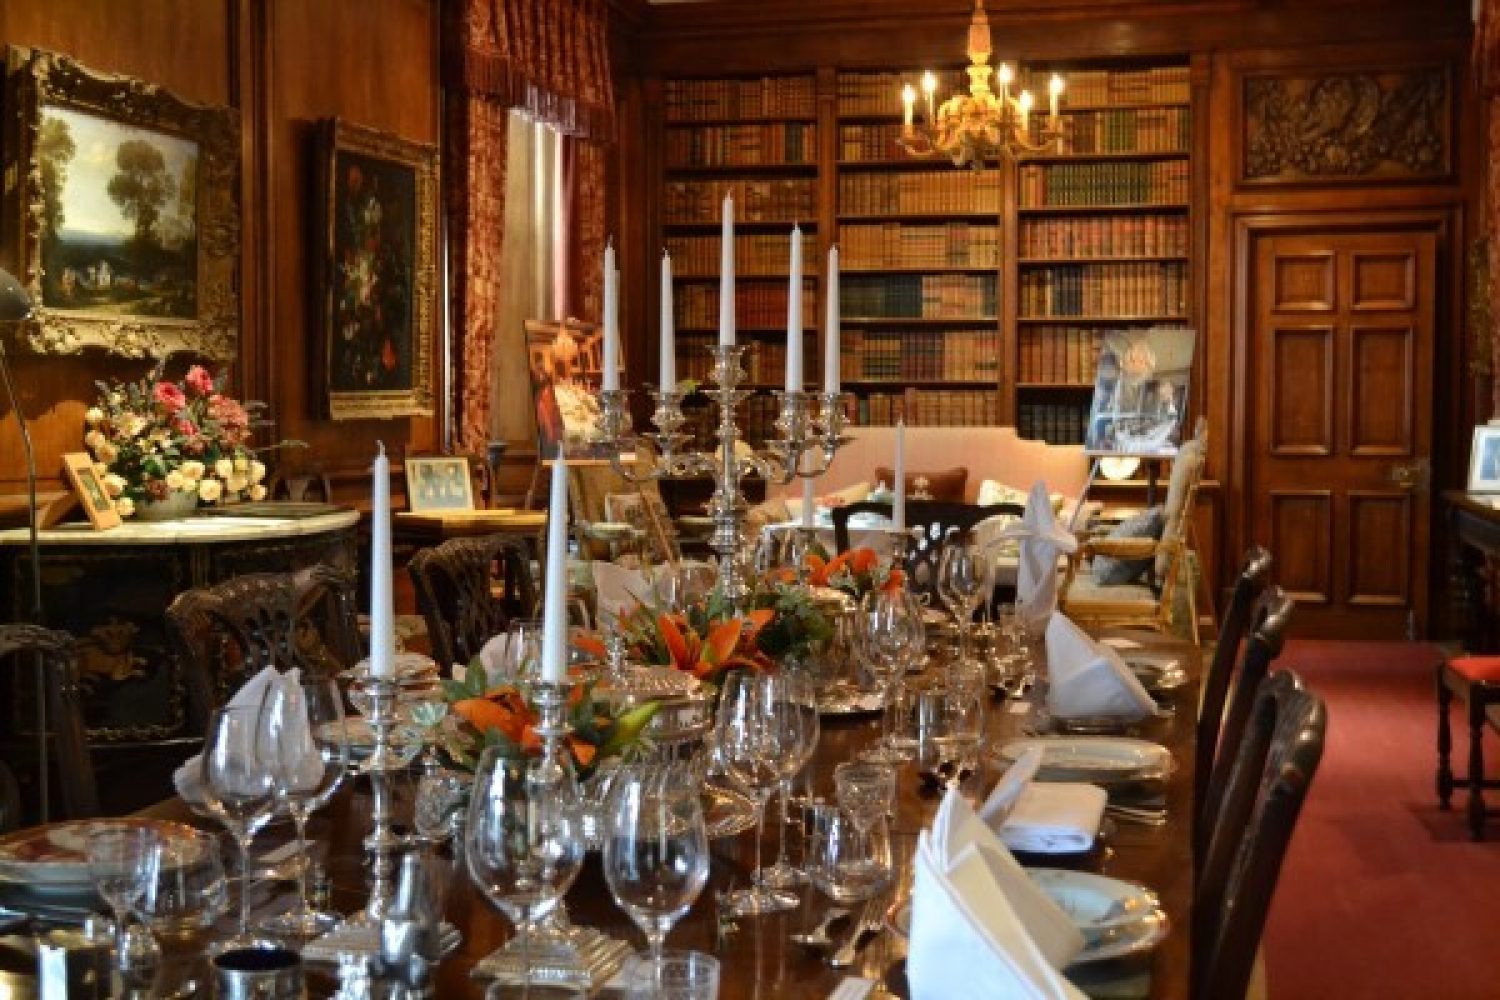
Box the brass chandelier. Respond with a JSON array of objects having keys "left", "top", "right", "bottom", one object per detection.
[{"left": 899, "top": 0, "right": 1065, "bottom": 168}]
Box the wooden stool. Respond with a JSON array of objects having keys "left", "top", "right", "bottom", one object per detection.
[{"left": 1437, "top": 655, "right": 1500, "bottom": 839}]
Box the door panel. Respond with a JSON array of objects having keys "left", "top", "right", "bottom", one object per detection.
[{"left": 1248, "top": 228, "right": 1435, "bottom": 638}]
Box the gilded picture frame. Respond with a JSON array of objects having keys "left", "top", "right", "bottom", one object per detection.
[
  {"left": 60, "top": 452, "right": 121, "bottom": 530},
  {"left": 318, "top": 118, "right": 437, "bottom": 421},
  {"left": 404, "top": 457, "right": 475, "bottom": 513},
  {"left": 1, "top": 46, "right": 241, "bottom": 359}
]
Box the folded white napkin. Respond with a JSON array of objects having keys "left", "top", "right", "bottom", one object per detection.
[
  {"left": 980, "top": 749, "right": 1108, "bottom": 854},
  {"left": 592, "top": 561, "right": 655, "bottom": 628},
  {"left": 473, "top": 632, "right": 513, "bottom": 681},
  {"left": 1045, "top": 613, "right": 1158, "bottom": 721},
  {"left": 909, "top": 790, "right": 1087, "bottom": 1000},
  {"left": 1000, "top": 483, "right": 1078, "bottom": 631},
  {"left": 173, "top": 665, "right": 282, "bottom": 805}
]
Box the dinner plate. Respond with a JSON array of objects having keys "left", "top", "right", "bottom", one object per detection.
[
  {"left": 818, "top": 688, "right": 885, "bottom": 717},
  {"left": 1124, "top": 655, "right": 1189, "bottom": 694},
  {"left": 0, "top": 818, "right": 201, "bottom": 886},
  {"left": 994, "top": 736, "right": 1173, "bottom": 782},
  {"left": 1026, "top": 869, "right": 1159, "bottom": 942}
]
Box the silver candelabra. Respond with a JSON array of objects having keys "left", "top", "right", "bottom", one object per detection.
[{"left": 599, "top": 344, "right": 848, "bottom": 610}]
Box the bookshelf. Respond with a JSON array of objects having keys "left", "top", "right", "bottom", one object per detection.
[{"left": 650, "top": 60, "right": 1198, "bottom": 446}]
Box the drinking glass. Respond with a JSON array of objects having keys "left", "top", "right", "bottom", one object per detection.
[
  {"left": 200, "top": 703, "right": 278, "bottom": 944},
  {"left": 807, "top": 806, "right": 893, "bottom": 905},
  {"left": 602, "top": 764, "right": 710, "bottom": 981},
  {"left": 716, "top": 671, "right": 798, "bottom": 916},
  {"left": 916, "top": 680, "right": 986, "bottom": 791},
  {"left": 757, "top": 671, "right": 820, "bottom": 890},
  {"left": 135, "top": 830, "right": 228, "bottom": 993},
  {"left": 465, "top": 745, "right": 585, "bottom": 985},
  {"left": 85, "top": 825, "right": 159, "bottom": 977},
  {"left": 504, "top": 619, "right": 545, "bottom": 685},
  {"left": 938, "top": 538, "right": 988, "bottom": 662},
  {"left": 859, "top": 591, "right": 920, "bottom": 764},
  {"left": 622, "top": 950, "right": 720, "bottom": 1000},
  {"left": 257, "top": 675, "right": 350, "bottom": 936}
]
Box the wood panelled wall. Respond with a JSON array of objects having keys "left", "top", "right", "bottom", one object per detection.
[
  {"left": 0, "top": 0, "right": 443, "bottom": 507},
  {"left": 613, "top": 0, "right": 1479, "bottom": 622}
]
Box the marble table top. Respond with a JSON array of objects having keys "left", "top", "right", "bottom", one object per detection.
[{"left": 0, "top": 509, "right": 359, "bottom": 547}]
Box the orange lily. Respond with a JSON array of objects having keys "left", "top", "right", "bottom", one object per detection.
[{"left": 656, "top": 611, "right": 768, "bottom": 680}]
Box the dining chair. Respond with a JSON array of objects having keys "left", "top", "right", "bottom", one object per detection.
[
  {"left": 268, "top": 465, "right": 334, "bottom": 503},
  {"left": 0, "top": 623, "right": 101, "bottom": 821},
  {"left": 1435, "top": 648, "right": 1500, "bottom": 839},
  {"left": 831, "top": 500, "right": 1014, "bottom": 607},
  {"left": 165, "top": 565, "right": 361, "bottom": 728},
  {"left": 1197, "top": 584, "right": 1295, "bottom": 857},
  {"left": 1194, "top": 669, "right": 1326, "bottom": 1000},
  {"left": 408, "top": 534, "right": 538, "bottom": 669},
  {"left": 1195, "top": 546, "right": 1274, "bottom": 823}
]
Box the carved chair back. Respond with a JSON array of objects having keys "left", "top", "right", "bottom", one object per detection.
[
  {"left": 0, "top": 760, "right": 20, "bottom": 834},
  {"left": 0, "top": 623, "right": 100, "bottom": 821},
  {"left": 1196, "top": 546, "right": 1274, "bottom": 819},
  {"left": 409, "top": 535, "right": 538, "bottom": 669},
  {"left": 832, "top": 500, "right": 1012, "bottom": 607},
  {"left": 1194, "top": 669, "right": 1325, "bottom": 1000},
  {"left": 268, "top": 466, "right": 334, "bottom": 503},
  {"left": 1198, "top": 584, "right": 1295, "bottom": 852}
]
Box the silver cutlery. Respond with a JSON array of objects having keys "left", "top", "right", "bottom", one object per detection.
[
  {"left": 789, "top": 905, "right": 850, "bottom": 949},
  {"left": 829, "top": 897, "right": 887, "bottom": 968},
  {"left": 1105, "top": 803, "right": 1168, "bottom": 826}
]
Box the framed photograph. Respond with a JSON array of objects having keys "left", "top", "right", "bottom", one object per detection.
[
  {"left": 319, "top": 118, "right": 437, "bottom": 420},
  {"left": 523, "top": 318, "right": 613, "bottom": 461},
  {"left": 1085, "top": 327, "right": 1197, "bottom": 458},
  {"left": 405, "top": 457, "right": 475, "bottom": 513},
  {"left": 60, "top": 452, "right": 120, "bottom": 530},
  {"left": 1469, "top": 426, "right": 1500, "bottom": 493},
  {"left": 2, "top": 47, "right": 240, "bottom": 359}
]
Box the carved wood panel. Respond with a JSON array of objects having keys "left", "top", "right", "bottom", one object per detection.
[
  {"left": 1351, "top": 252, "right": 1417, "bottom": 311},
  {"left": 1241, "top": 66, "right": 1450, "bottom": 185},
  {"left": 1269, "top": 325, "right": 1334, "bottom": 456},
  {"left": 1272, "top": 253, "right": 1336, "bottom": 312},
  {"left": 1267, "top": 489, "right": 1333, "bottom": 604},
  {"left": 1348, "top": 325, "right": 1414, "bottom": 456},
  {"left": 1347, "top": 490, "right": 1411, "bottom": 605}
]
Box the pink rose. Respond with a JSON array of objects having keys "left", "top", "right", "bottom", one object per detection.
[
  {"left": 174, "top": 417, "right": 199, "bottom": 437},
  {"left": 153, "top": 382, "right": 187, "bottom": 413},
  {"left": 184, "top": 365, "right": 215, "bottom": 396}
]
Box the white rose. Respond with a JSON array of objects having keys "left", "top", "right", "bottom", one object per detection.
[
  {"left": 198, "top": 479, "right": 223, "bottom": 503},
  {"left": 95, "top": 442, "right": 118, "bottom": 464},
  {"left": 123, "top": 414, "right": 146, "bottom": 438},
  {"left": 180, "top": 461, "right": 206, "bottom": 481},
  {"left": 227, "top": 473, "right": 248, "bottom": 494},
  {"left": 249, "top": 484, "right": 267, "bottom": 502},
  {"left": 84, "top": 429, "right": 105, "bottom": 450},
  {"left": 233, "top": 456, "right": 248, "bottom": 472},
  {"left": 114, "top": 497, "right": 135, "bottom": 518},
  {"left": 85, "top": 407, "right": 104, "bottom": 426},
  {"left": 214, "top": 459, "right": 234, "bottom": 479},
  {"left": 93, "top": 462, "right": 110, "bottom": 479},
  {"left": 249, "top": 460, "right": 266, "bottom": 484},
  {"left": 165, "top": 470, "right": 186, "bottom": 491},
  {"left": 103, "top": 473, "right": 126, "bottom": 497}
]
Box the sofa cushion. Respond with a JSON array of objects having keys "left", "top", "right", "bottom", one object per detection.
[
  {"left": 873, "top": 466, "right": 968, "bottom": 502},
  {"left": 1092, "top": 506, "right": 1165, "bottom": 587}
]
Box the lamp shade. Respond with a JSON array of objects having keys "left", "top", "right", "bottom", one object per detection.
[{"left": 0, "top": 267, "right": 32, "bottom": 323}]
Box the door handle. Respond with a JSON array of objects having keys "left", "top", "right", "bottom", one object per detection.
[{"left": 1389, "top": 458, "right": 1430, "bottom": 490}]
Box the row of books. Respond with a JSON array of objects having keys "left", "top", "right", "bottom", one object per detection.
[
  {"left": 838, "top": 123, "right": 904, "bottom": 162},
  {"left": 1018, "top": 327, "right": 1102, "bottom": 385},
  {"left": 665, "top": 122, "right": 818, "bottom": 168},
  {"left": 1050, "top": 107, "right": 1191, "bottom": 155},
  {"left": 666, "top": 231, "right": 819, "bottom": 277},
  {"left": 840, "top": 170, "right": 1002, "bottom": 216},
  {"left": 842, "top": 222, "right": 1002, "bottom": 271},
  {"left": 835, "top": 70, "right": 964, "bottom": 117},
  {"left": 847, "top": 390, "right": 1000, "bottom": 428},
  {"left": 675, "top": 282, "right": 817, "bottom": 330},
  {"left": 839, "top": 328, "right": 1001, "bottom": 382},
  {"left": 664, "top": 76, "right": 816, "bottom": 122},
  {"left": 1019, "top": 214, "right": 1188, "bottom": 259},
  {"left": 1019, "top": 66, "right": 1190, "bottom": 107},
  {"left": 1018, "top": 401, "right": 1089, "bottom": 444},
  {"left": 1018, "top": 160, "right": 1190, "bottom": 207},
  {"left": 1018, "top": 262, "right": 1188, "bottom": 318},
  {"left": 663, "top": 178, "right": 815, "bottom": 225},
  {"left": 841, "top": 274, "right": 999, "bottom": 320}
]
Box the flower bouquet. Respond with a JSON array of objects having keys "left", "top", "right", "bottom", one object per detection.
[
  {"left": 83, "top": 364, "right": 297, "bottom": 518},
  {"left": 804, "top": 546, "right": 906, "bottom": 601}
]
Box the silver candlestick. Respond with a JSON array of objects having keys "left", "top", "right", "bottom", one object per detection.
[
  {"left": 599, "top": 345, "right": 848, "bottom": 611},
  {"left": 354, "top": 676, "right": 409, "bottom": 925}
]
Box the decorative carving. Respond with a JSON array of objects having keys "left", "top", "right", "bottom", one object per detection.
[
  {"left": 1, "top": 47, "right": 241, "bottom": 359},
  {"left": 1242, "top": 68, "right": 1449, "bottom": 184}
]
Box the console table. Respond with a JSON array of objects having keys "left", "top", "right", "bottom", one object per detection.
[{"left": 1446, "top": 491, "right": 1500, "bottom": 650}]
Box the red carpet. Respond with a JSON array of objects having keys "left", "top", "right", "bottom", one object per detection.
[{"left": 1263, "top": 640, "right": 1500, "bottom": 1000}]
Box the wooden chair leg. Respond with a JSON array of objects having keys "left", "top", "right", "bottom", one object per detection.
[
  {"left": 1437, "top": 668, "right": 1454, "bottom": 810},
  {"left": 1468, "top": 696, "right": 1488, "bottom": 841}
]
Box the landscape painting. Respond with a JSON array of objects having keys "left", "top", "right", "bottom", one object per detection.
[{"left": 37, "top": 104, "right": 199, "bottom": 318}]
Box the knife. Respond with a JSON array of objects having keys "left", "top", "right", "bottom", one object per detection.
[{"left": 829, "top": 897, "right": 885, "bottom": 969}]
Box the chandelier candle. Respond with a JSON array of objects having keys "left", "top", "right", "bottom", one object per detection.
[
  {"left": 602, "top": 240, "right": 619, "bottom": 391},
  {"left": 719, "top": 194, "right": 735, "bottom": 347},
  {"left": 369, "top": 442, "right": 395, "bottom": 680},
  {"left": 540, "top": 455, "right": 571, "bottom": 685},
  {"left": 785, "top": 225, "right": 803, "bottom": 391},
  {"left": 660, "top": 251, "right": 675, "bottom": 388}
]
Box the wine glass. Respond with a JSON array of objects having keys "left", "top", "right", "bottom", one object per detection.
[
  {"left": 858, "top": 590, "right": 921, "bottom": 764},
  {"left": 200, "top": 703, "right": 278, "bottom": 944},
  {"left": 257, "top": 674, "right": 350, "bottom": 937},
  {"left": 505, "top": 619, "right": 545, "bottom": 685},
  {"left": 465, "top": 745, "right": 585, "bottom": 987},
  {"left": 758, "top": 671, "right": 820, "bottom": 891},
  {"left": 716, "top": 671, "right": 798, "bottom": 916},
  {"left": 916, "top": 680, "right": 986, "bottom": 791},
  {"left": 807, "top": 806, "right": 893, "bottom": 905},
  {"left": 135, "top": 830, "right": 228, "bottom": 994},
  {"left": 938, "top": 538, "right": 989, "bottom": 662},
  {"left": 602, "top": 763, "right": 710, "bottom": 984},
  {"left": 85, "top": 824, "right": 160, "bottom": 978}
]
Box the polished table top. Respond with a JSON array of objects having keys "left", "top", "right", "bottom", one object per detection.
[
  {"left": 0, "top": 509, "right": 359, "bottom": 547},
  {"left": 143, "top": 634, "right": 1199, "bottom": 999}
]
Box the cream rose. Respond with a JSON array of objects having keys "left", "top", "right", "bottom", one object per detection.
[
  {"left": 84, "top": 407, "right": 104, "bottom": 426},
  {"left": 249, "top": 460, "right": 266, "bottom": 484},
  {"left": 227, "top": 473, "right": 248, "bottom": 494},
  {"left": 114, "top": 497, "right": 135, "bottom": 518},
  {"left": 214, "top": 459, "right": 234, "bottom": 479},
  {"left": 249, "top": 484, "right": 267, "bottom": 502},
  {"left": 198, "top": 479, "right": 223, "bottom": 503},
  {"left": 84, "top": 429, "right": 105, "bottom": 451},
  {"left": 180, "top": 460, "right": 206, "bottom": 481},
  {"left": 103, "top": 473, "right": 126, "bottom": 497},
  {"left": 95, "top": 442, "right": 118, "bottom": 464},
  {"left": 165, "top": 470, "right": 186, "bottom": 491},
  {"left": 233, "top": 456, "right": 248, "bottom": 473}
]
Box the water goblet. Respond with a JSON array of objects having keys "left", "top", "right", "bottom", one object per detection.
[
  {"left": 200, "top": 703, "right": 278, "bottom": 944},
  {"left": 807, "top": 806, "right": 893, "bottom": 906},
  {"left": 916, "top": 680, "right": 986, "bottom": 791},
  {"left": 716, "top": 671, "right": 798, "bottom": 916},
  {"left": 85, "top": 824, "right": 160, "bottom": 979},
  {"left": 757, "top": 671, "right": 820, "bottom": 891},
  {"left": 135, "top": 830, "right": 229, "bottom": 994},
  {"left": 602, "top": 764, "right": 710, "bottom": 983},
  {"left": 858, "top": 591, "right": 920, "bottom": 764},
  {"left": 938, "top": 538, "right": 989, "bottom": 662}
]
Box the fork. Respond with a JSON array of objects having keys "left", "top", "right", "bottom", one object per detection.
[{"left": 829, "top": 896, "right": 888, "bottom": 968}]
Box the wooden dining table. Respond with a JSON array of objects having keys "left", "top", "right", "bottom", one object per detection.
[{"left": 139, "top": 633, "right": 1199, "bottom": 999}]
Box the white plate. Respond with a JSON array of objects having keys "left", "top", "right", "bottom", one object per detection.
[
  {"left": 1026, "top": 869, "right": 1158, "bottom": 941},
  {"left": 0, "top": 818, "right": 202, "bottom": 886},
  {"left": 995, "top": 736, "right": 1173, "bottom": 780}
]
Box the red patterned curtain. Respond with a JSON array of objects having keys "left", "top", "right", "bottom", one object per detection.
[
  {"left": 1478, "top": 0, "right": 1500, "bottom": 413},
  {"left": 445, "top": 0, "right": 615, "bottom": 453}
]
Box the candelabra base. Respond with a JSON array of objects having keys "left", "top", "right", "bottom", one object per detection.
[{"left": 472, "top": 917, "right": 633, "bottom": 991}]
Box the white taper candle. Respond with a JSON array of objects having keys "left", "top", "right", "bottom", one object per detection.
[
  {"left": 540, "top": 456, "right": 571, "bottom": 684},
  {"left": 785, "top": 226, "right": 803, "bottom": 391},
  {"left": 719, "top": 194, "right": 735, "bottom": 347},
  {"left": 893, "top": 418, "right": 906, "bottom": 532},
  {"left": 369, "top": 442, "right": 395, "bottom": 679},
  {"left": 602, "top": 241, "right": 619, "bottom": 390},
  {"left": 660, "top": 251, "right": 675, "bottom": 388},
  {"left": 824, "top": 245, "right": 840, "bottom": 395}
]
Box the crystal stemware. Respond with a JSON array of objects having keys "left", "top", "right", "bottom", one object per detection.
[
  {"left": 757, "top": 670, "right": 820, "bottom": 890},
  {"left": 916, "top": 678, "right": 986, "bottom": 791},
  {"left": 135, "top": 830, "right": 228, "bottom": 994},
  {"left": 200, "top": 702, "right": 278, "bottom": 944},
  {"left": 602, "top": 763, "right": 710, "bottom": 984},
  {"left": 85, "top": 824, "right": 160, "bottom": 979},
  {"left": 938, "top": 537, "right": 988, "bottom": 663},
  {"left": 858, "top": 590, "right": 920, "bottom": 764},
  {"left": 257, "top": 674, "right": 350, "bottom": 937},
  {"left": 505, "top": 619, "right": 545, "bottom": 686},
  {"left": 807, "top": 805, "right": 893, "bottom": 905},
  {"left": 716, "top": 671, "right": 798, "bottom": 916}
]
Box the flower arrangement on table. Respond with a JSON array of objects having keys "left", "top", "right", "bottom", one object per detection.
[
  {"left": 803, "top": 546, "right": 906, "bottom": 601},
  {"left": 83, "top": 364, "right": 297, "bottom": 518}
]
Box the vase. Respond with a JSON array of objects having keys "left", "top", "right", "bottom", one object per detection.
[{"left": 134, "top": 491, "right": 200, "bottom": 521}]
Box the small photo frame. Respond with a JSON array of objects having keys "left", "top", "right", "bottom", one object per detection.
[
  {"left": 61, "top": 452, "right": 120, "bottom": 530},
  {"left": 405, "top": 457, "right": 474, "bottom": 513},
  {"left": 1470, "top": 425, "right": 1500, "bottom": 493}
]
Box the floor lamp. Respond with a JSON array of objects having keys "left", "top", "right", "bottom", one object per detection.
[{"left": 0, "top": 266, "right": 48, "bottom": 822}]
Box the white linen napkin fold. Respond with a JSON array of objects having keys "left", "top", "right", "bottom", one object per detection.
[
  {"left": 592, "top": 561, "right": 655, "bottom": 629},
  {"left": 979, "top": 750, "right": 1108, "bottom": 854},
  {"left": 1000, "top": 482, "right": 1078, "bottom": 631},
  {"left": 909, "top": 790, "right": 1087, "bottom": 1000},
  {"left": 1045, "top": 613, "right": 1159, "bottom": 721},
  {"left": 173, "top": 665, "right": 281, "bottom": 805},
  {"left": 472, "top": 632, "right": 513, "bottom": 681}
]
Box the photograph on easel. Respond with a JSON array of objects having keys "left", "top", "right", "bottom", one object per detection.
[
  {"left": 524, "top": 318, "right": 613, "bottom": 461},
  {"left": 1084, "top": 327, "right": 1196, "bottom": 457},
  {"left": 60, "top": 451, "right": 121, "bottom": 530}
]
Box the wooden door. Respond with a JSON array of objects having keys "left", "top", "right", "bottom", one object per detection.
[{"left": 1247, "top": 228, "right": 1436, "bottom": 638}]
